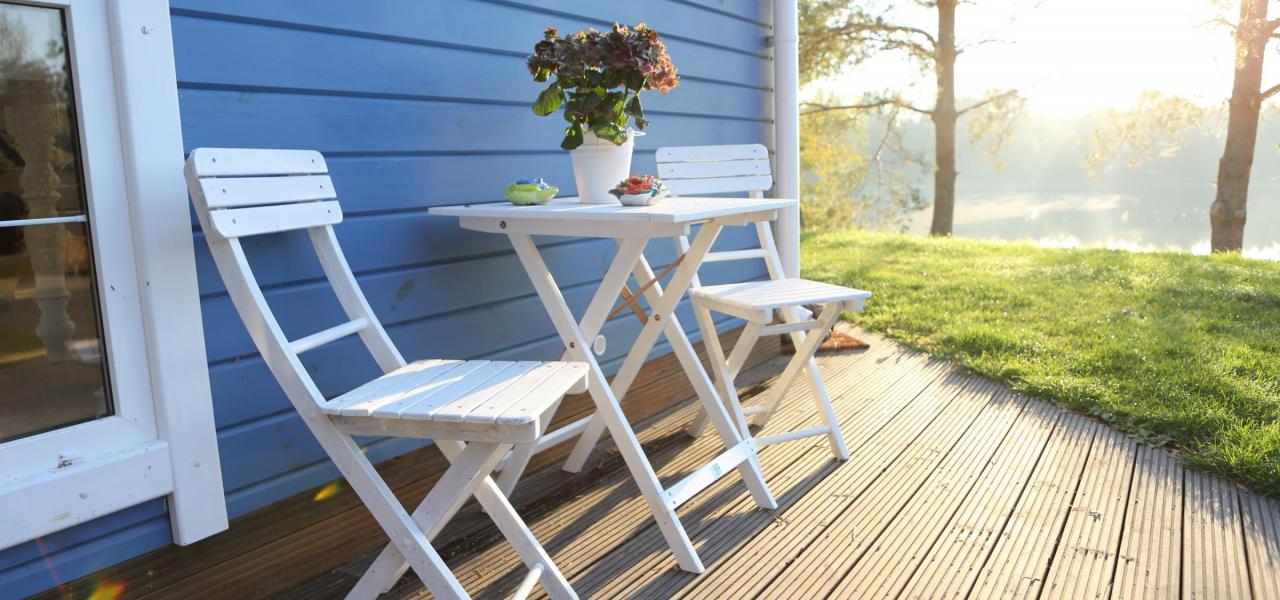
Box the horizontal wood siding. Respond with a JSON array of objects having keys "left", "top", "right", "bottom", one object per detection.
[{"left": 0, "top": 1, "right": 771, "bottom": 597}]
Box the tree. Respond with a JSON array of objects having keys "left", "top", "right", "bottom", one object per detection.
[
  {"left": 1087, "top": 2, "right": 1280, "bottom": 252},
  {"left": 800, "top": 103, "right": 927, "bottom": 231},
  {"left": 800, "top": 0, "right": 1023, "bottom": 236},
  {"left": 1210, "top": 0, "right": 1279, "bottom": 251}
]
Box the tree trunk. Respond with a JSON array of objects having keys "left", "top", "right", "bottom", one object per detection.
[
  {"left": 1210, "top": 0, "right": 1269, "bottom": 252},
  {"left": 930, "top": 0, "right": 958, "bottom": 237}
]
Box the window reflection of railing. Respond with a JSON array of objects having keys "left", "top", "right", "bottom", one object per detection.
[{"left": 3, "top": 75, "right": 77, "bottom": 362}]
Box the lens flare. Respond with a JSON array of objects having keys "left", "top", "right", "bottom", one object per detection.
[
  {"left": 87, "top": 577, "right": 126, "bottom": 600},
  {"left": 313, "top": 481, "right": 342, "bottom": 502}
]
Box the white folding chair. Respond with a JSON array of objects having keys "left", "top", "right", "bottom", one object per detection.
[
  {"left": 186, "top": 148, "right": 580, "bottom": 600},
  {"left": 656, "top": 144, "right": 871, "bottom": 460}
]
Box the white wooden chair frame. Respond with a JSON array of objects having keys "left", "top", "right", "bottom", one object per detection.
[
  {"left": 185, "top": 148, "right": 577, "bottom": 600},
  {"left": 658, "top": 144, "right": 870, "bottom": 460}
]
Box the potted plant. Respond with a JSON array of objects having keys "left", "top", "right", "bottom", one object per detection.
[{"left": 527, "top": 23, "right": 678, "bottom": 204}]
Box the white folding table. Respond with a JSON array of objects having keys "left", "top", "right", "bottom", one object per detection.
[{"left": 429, "top": 196, "right": 793, "bottom": 573}]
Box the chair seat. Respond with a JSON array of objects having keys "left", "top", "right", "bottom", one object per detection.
[
  {"left": 690, "top": 278, "right": 872, "bottom": 322},
  {"left": 323, "top": 359, "right": 587, "bottom": 443}
]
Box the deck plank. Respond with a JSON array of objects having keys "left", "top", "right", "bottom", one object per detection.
[
  {"left": 404, "top": 337, "right": 924, "bottom": 598},
  {"left": 1184, "top": 470, "right": 1252, "bottom": 599},
  {"left": 1041, "top": 427, "right": 1137, "bottom": 599},
  {"left": 279, "top": 327, "right": 1280, "bottom": 600},
  {"left": 828, "top": 392, "right": 1043, "bottom": 598},
  {"left": 668, "top": 371, "right": 993, "bottom": 599},
  {"left": 897, "top": 400, "right": 1063, "bottom": 599},
  {"left": 752, "top": 380, "right": 1018, "bottom": 598},
  {"left": 574, "top": 346, "right": 947, "bottom": 599},
  {"left": 968, "top": 413, "right": 1099, "bottom": 598},
  {"left": 1112, "top": 444, "right": 1183, "bottom": 600},
  {"left": 1241, "top": 490, "right": 1280, "bottom": 599}
]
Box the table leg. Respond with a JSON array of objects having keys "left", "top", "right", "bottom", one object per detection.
[
  {"left": 558, "top": 239, "right": 647, "bottom": 472},
  {"left": 508, "top": 234, "right": 704, "bottom": 573},
  {"left": 625, "top": 243, "right": 774, "bottom": 510},
  {"left": 560, "top": 226, "right": 777, "bottom": 502}
]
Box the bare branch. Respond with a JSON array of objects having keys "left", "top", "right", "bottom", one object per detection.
[
  {"left": 956, "top": 37, "right": 1008, "bottom": 54},
  {"left": 957, "top": 89, "right": 1020, "bottom": 116},
  {"left": 1266, "top": 17, "right": 1280, "bottom": 34},
  {"left": 802, "top": 98, "right": 932, "bottom": 116},
  {"left": 1208, "top": 16, "right": 1238, "bottom": 32},
  {"left": 1263, "top": 82, "right": 1280, "bottom": 101}
]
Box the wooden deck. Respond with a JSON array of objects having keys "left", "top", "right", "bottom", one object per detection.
[{"left": 285, "top": 327, "right": 1280, "bottom": 599}]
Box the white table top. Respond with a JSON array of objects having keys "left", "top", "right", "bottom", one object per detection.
[{"left": 429, "top": 196, "right": 796, "bottom": 224}]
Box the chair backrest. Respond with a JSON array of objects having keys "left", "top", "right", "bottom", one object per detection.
[
  {"left": 186, "top": 148, "right": 406, "bottom": 414},
  {"left": 655, "top": 143, "right": 772, "bottom": 198},
  {"left": 655, "top": 144, "right": 784, "bottom": 281}
]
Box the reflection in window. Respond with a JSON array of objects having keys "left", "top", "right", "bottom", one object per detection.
[{"left": 1, "top": 3, "right": 112, "bottom": 442}]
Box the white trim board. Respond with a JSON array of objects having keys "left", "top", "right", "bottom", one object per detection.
[{"left": 0, "top": 0, "right": 226, "bottom": 549}]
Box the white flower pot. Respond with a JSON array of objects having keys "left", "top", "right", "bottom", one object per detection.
[{"left": 569, "top": 130, "right": 641, "bottom": 204}]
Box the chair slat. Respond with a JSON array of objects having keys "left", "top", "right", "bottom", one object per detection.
[
  {"left": 656, "top": 143, "right": 768, "bottom": 163},
  {"left": 664, "top": 174, "right": 773, "bottom": 196},
  {"left": 188, "top": 148, "right": 328, "bottom": 177},
  {"left": 209, "top": 201, "right": 343, "bottom": 238},
  {"left": 657, "top": 158, "right": 771, "bottom": 180},
  {"left": 702, "top": 248, "right": 769, "bottom": 263},
  {"left": 201, "top": 175, "right": 336, "bottom": 209},
  {"left": 329, "top": 360, "right": 470, "bottom": 416},
  {"left": 431, "top": 361, "right": 543, "bottom": 424},
  {"left": 454, "top": 362, "right": 569, "bottom": 425},
  {"left": 289, "top": 318, "right": 368, "bottom": 355},
  {"left": 385, "top": 361, "right": 526, "bottom": 421},
  {"left": 493, "top": 363, "right": 587, "bottom": 426}
]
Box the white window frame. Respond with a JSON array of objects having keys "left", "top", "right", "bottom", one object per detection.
[{"left": 0, "top": 0, "right": 226, "bottom": 548}]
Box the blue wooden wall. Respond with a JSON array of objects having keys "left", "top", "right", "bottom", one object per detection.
[{"left": 0, "top": 1, "right": 772, "bottom": 596}]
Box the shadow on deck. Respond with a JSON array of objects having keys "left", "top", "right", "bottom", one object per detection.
[{"left": 284, "top": 327, "right": 1280, "bottom": 599}]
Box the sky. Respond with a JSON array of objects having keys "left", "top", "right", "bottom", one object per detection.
[{"left": 820, "top": 0, "right": 1259, "bottom": 117}]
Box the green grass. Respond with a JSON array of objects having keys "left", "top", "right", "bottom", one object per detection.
[{"left": 802, "top": 230, "right": 1280, "bottom": 496}]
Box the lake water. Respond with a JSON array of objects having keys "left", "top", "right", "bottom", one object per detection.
[{"left": 908, "top": 183, "right": 1280, "bottom": 260}]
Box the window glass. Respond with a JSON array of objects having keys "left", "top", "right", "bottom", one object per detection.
[{"left": 1, "top": 2, "right": 112, "bottom": 442}]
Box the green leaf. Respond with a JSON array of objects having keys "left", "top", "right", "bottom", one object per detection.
[
  {"left": 624, "top": 95, "right": 643, "bottom": 120},
  {"left": 625, "top": 70, "right": 645, "bottom": 91},
  {"left": 561, "top": 123, "right": 584, "bottom": 150},
  {"left": 533, "top": 84, "right": 563, "bottom": 116},
  {"left": 580, "top": 91, "right": 602, "bottom": 114},
  {"left": 606, "top": 93, "right": 626, "bottom": 121},
  {"left": 590, "top": 121, "right": 625, "bottom": 145},
  {"left": 603, "top": 70, "right": 623, "bottom": 89}
]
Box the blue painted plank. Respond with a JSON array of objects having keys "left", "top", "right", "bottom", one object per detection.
[
  {"left": 204, "top": 246, "right": 766, "bottom": 433},
  {"left": 223, "top": 436, "right": 427, "bottom": 518},
  {"left": 191, "top": 191, "right": 765, "bottom": 295},
  {"left": 215, "top": 305, "right": 749, "bottom": 517},
  {"left": 483, "top": 0, "right": 769, "bottom": 53},
  {"left": 0, "top": 514, "right": 171, "bottom": 600},
  {"left": 169, "top": 0, "right": 767, "bottom": 87},
  {"left": 212, "top": 284, "right": 759, "bottom": 495},
  {"left": 171, "top": 16, "right": 767, "bottom": 120},
  {"left": 199, "top": 229, "right": 763, "bottom": 364},
  {"left": 670, "top": 0, "right": 771, "bottom": 25},
  {"left": 177, "top": 89, "right": 767, "bottom": 155},
  {"left": 0, "top": 500, "right": 166, "bottom": 571}
]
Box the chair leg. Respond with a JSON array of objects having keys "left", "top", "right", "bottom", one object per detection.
[
  {"left": 752, "top": 304, "right": 842, "bottom": 433},
  {"left": 496, "top": 441, "right": 538, "bottom": 497},
  {"left": 347, "top": 441, "right": 510, "bottom": 599},
  {"left": 305, "top": 433, "right": 469, "bottom": 600},
  {"left": 687, "top": 319, "right": 761, "bottom": 438},
  {"left": 348, "top": 441, "right": 577, "bottom": 600},
  {"left": 803, "top": 356, "right": 849, "bottom": 460},
  {"left": 691, "top": 303, "right": 777, "bottom": 510}
]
